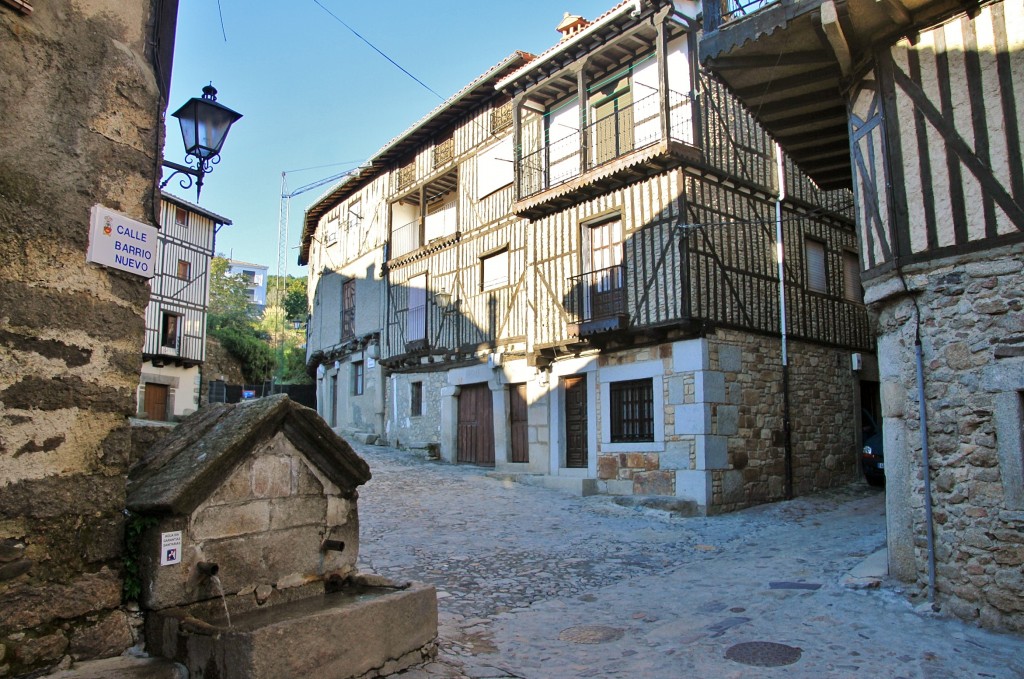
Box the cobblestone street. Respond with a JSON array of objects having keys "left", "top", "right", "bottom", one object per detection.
[{"left": 352, "top": 442, "right": 1024, "bottom": 679}]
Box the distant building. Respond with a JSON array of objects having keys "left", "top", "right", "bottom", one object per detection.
[
  {"left": 227, "top": 258, "right": 270, "bottom": 310},
  {"left": 138, "top": 193, "right": 231, "bottom": 421}
]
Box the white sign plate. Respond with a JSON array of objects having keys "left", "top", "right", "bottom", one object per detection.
[
  {"left": 86, "top": 204, "right": 158, "bottom": 278},
  {"left": 160, "top": 531, "right": 182, "bottom": 566}
]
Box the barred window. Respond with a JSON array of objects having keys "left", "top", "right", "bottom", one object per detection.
[
  {"left": 433, "top": 136, "right": 454, "bottom": 168},
  {"left": 610, "top": 378, "right": 654, "bottom": 442}
]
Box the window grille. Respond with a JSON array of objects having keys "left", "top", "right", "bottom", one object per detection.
[{"left": 610, "top": 378, "right": 654, "bottom": 442}]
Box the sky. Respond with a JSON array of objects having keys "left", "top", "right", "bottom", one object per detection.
[{"left": 166, "top": 0, "right": 618, "bottom": 278}]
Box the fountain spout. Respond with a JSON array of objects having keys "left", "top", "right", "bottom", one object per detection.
[
  {"left": 321, "top": 540, "right": 345, "bottom": 553},
  {"left": 196, "top": 561, "right": 220, "bottom": 577}
]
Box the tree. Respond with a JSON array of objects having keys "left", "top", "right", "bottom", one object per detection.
[
  {"left": 283, "top": 277, "right": 308, "bottom": 321},
  {"left": 207, "top": 256, "right": 272, "bottom": 383}
]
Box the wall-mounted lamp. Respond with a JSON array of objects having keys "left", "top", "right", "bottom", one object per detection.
[
  {"left": 160, "top": 84, "right": 242, "bottom": 201},
  {"left": 434, "top": 290, "right": 458, "bottom": 314}
]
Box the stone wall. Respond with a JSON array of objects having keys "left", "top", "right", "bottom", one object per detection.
[
  {"left": 387, "top": 371, "right": 447, "bottom": 450},
  {"left": 710, "top": 329, "right": 860, "bottom": 513},
  {"left": 0, "top": 1, "right": 171, "bottom": 674},
  {"left": 588, "top": 330, "right": 861, "bottom": 511},
  {"left": 867, "top": 243, "right": 1024, "bottom": 633}
]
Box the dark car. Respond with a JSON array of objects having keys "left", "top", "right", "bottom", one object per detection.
[{"left": 861, "top": 409, "right": 884, "bottom": 486}]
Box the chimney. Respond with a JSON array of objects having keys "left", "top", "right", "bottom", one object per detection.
[{"left": 556, "top": 12, "right": 590, "bottom": 41}]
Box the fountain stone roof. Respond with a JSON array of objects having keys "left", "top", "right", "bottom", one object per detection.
[{"left": 127, "top": 394, "right": 371, "bottom": 515}]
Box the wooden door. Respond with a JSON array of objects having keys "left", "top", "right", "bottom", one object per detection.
[
  {"left": 457, "top": 383, "right": 495, "bottom": 466},
  {"left": 563, "top": 376, "right": 588, "bottom": 468},
  {"left": 144, "top": 383, "right": 168, "bottom": 421},
  {"left": 593, "top": 81, "right": 633, "bottom": 165},
  {"left": 509, "top": 383, "right": 529, "bottom": 463}
]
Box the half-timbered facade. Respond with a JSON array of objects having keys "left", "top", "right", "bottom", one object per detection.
[
  {"left": 700, "top": 0, "right": 1024, "bottom": 632},
  {"left": 302, "top": 0, "right": 873, "bottom": 515},
  {"left": 137, "top": 193, "right": 230, "bottom": 421}
]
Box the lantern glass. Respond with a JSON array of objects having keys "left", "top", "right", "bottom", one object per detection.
[{"left": 171, "top": 89, "right": 242, "bottom": 161}]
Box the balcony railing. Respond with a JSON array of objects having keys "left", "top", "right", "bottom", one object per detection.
[
  {"left": 341, "top": 307, "right": 355, "bottom": 340},
  {"left": 566, "top": 265, "right": 628, "bottom": 336},
  {"left": 517, "top": 90, "right": 693, "bottom": 199},
  {"left": 703, "top": 0, "right": 781, "bottom": 31},
  {"left": 391, "top": 219, "right": 420, "bottom": 259}
]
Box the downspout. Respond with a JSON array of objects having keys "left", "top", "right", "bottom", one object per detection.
[
  {"left": 775, "top": 143, "right": 793, "bottom": 500},
  {"left": 915, "top": 333, "right": 937, "bottom": 604}
]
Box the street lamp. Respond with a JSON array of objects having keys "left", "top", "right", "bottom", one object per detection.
[{"left": 160, "top": 84, "right": 242, "bottom": 200}]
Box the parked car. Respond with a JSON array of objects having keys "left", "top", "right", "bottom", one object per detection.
[{"left": 861, "top": 409, "right": 884, "bottom": 486}]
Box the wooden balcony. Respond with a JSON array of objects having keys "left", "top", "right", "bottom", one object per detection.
[
  {"left": 565, "top": 265, "right": 629, "bottom": 337},
  {"left": 513, "top": 90, "right": 700, "bottom": 220}
]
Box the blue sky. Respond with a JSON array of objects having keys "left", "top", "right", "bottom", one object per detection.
[{"left": 166, "top": 0, "right": 617, "bottom": 278}]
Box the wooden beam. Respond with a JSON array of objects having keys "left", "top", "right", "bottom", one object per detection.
[
  {"left": 766, "top": 106, "right": 847, "bottom": 132},
  {"left": 1, "top": 0, "right": 32, "bottom": 14},
  {"left": 820, "top": 1, "right": 852, "bottom": 77},
  {"left": 753, "top": 88, "right": 842, "bottom": 116},
  {"left": 732, "top": 66, "right": 838, "bottom": 100},
  {"left": 709, "top": 51, "right": 835, "bottom": 70}
]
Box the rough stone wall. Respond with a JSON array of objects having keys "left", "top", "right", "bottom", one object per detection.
[
  {"left": 200, "top": 337, "right": 247, "bottom": 406},
  {"left": 0, "top": 1, "right": 167, "bottom": 674},
  {"left": 387, "top": 372, "right": 447, "bottom": 450},
  {"left": 709, "top": 329, "right": 859, "bottom": 514},
  {"left": 139, "top": 432, "right": 359, "bottom": 612},
  {"left": 868, "top": 244, "right": 1024, "bottom": 633}
]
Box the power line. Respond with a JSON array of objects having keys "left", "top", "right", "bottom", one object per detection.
[{"left": 312, "top": 0, "right": 445, "bottom": 101}]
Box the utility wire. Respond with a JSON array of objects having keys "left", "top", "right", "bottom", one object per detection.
[
  {"left": 216, "top": 0, "right": 228, "bottom": 42},
  {"left": 312, "top": 0, "right": 445, "bottom": 101}
]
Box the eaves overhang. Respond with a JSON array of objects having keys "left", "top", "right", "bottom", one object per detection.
[
  {"left": 161, "top": 191, "right": 232, "bottom": 226},
  {"left": 298, "top": 51, "right": 534, "bottom": 266},
  {"left": 698, "top": 0, "right": 981, "bottom": 191}
]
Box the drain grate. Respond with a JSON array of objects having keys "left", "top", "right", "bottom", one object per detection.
[
  {"left": 558, "top": 625, "right": 624, "bottom": 644},
  {"left": 725, "top": 641, "right": 803, "bottom": 667}
]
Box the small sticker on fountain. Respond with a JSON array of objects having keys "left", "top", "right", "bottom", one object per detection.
[{"left": 160, "top": 531, "right": 182, "bottom": 566}]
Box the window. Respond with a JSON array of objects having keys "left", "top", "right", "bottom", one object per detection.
[
  {"left": 842, "top": 251, "right": 862, "bottom": 302},
  {"left": 610, "top": 378, "right": 654, "bottom": 442},
  {"left": 241, "top": 269, "right": 256, "bottom": 283},
  {"left": 407, "top": 274, "right": 427, "bottom": 342},
  {"left": 342, "top": 279, "right": 356, "bottom": 339},
  {"left": 411, "top": 381, "right": 423, "bottom": 416},
  {"left": 805, "top": 238, "right": 827, "bottom": 293},
  {"left": 477, "top": 136, "right": 514, "bottom": 198},
  {"left": 174, "top": 206, "right": 187, "bottom": 227},
  {"left": 326, "top": 217, "right": 338, "bottom": 246},
  {"left": 481, "top": 248, "right": 509, "bottom": 291},
  {"left": 177, "top": 259, "right": 191, "bottom": 280},
  {"left": 352, "top": 361, "right": 364, "bottom": 396},
  {"left": 592, "top": 77, "right": 634, "bottom": 165},
  {"left": 161, "top": 313, "right": 180, "bottom": 349},
  {"left": 433, "top": 136, "right": 454, "bottom": 168}
]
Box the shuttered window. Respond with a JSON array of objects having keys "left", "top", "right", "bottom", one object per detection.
[
  {"left": 481, "top": 248, "right": 509, "bottom": 290},
  {"left": 843, "top": 251, "right": 862, "bottom": 302},
  {"left": 805, "top": 238, "right": 827, "bottom": 293}
]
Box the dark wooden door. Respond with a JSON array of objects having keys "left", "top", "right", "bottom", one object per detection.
[
  {"left": 509, "top": 383, "right": 528, "bottom": 463},
  {"left": 563, "top": 376, "right": 588, "bottom": 468},
  {"left": 144, "top": 383, "right": 168, "bottom": 421},
  {"left": 457, "top": 383, "right": 495, "bottom": 466}
]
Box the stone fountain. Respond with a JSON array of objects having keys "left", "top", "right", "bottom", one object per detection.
[{"left": 126, "top": 394, "right": 437, "bottom": 678}]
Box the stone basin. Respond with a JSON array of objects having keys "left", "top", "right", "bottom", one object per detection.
[{"left": 145, "top": 581, "right": 437, "bottom": 679}]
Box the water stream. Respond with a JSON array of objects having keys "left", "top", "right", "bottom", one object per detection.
[{"left": 209, "top": 575, "right": 232, "bottom": 629}]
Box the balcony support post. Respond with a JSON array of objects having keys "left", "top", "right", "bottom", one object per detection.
[
  {"left": 575, "top": 62, "right": 589, "bottom": 172},
  {"left": 656, "top": 12, "right": 672, "bottom": 143},
  {"left": 512, "top": 93, "right": 525, "bottom": 201}
]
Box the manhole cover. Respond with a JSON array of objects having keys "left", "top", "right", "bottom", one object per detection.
[
  {"left": 725, "top": 641, "right": 802, "bottom": 667},
  {"left": 558, "top": 625, "right": 624, "bottom": 644}
]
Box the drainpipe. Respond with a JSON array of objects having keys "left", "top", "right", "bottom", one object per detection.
[
  {"left": 775, "top": 144, "right": 793, "bottom": 500},
  {"left": 914, "top": 335, "right": 937, "bottom": 605}
]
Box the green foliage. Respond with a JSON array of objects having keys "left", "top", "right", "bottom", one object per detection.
[
  {"left": 266, "top": 274, "right": 308, "bottom": 321},
  {"left": 208, "top": 255, "right": 274, "bottom": 382},
  {"left": 216, "top": 325, "right": 275, "bottom": 382},
  {"left": 122, "top": 512, "right": 158, "bottom": 602}
]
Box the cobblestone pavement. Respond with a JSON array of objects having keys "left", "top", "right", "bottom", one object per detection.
[{"left": 351, "top": 442, "right": 1024, "bottom": 679}]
